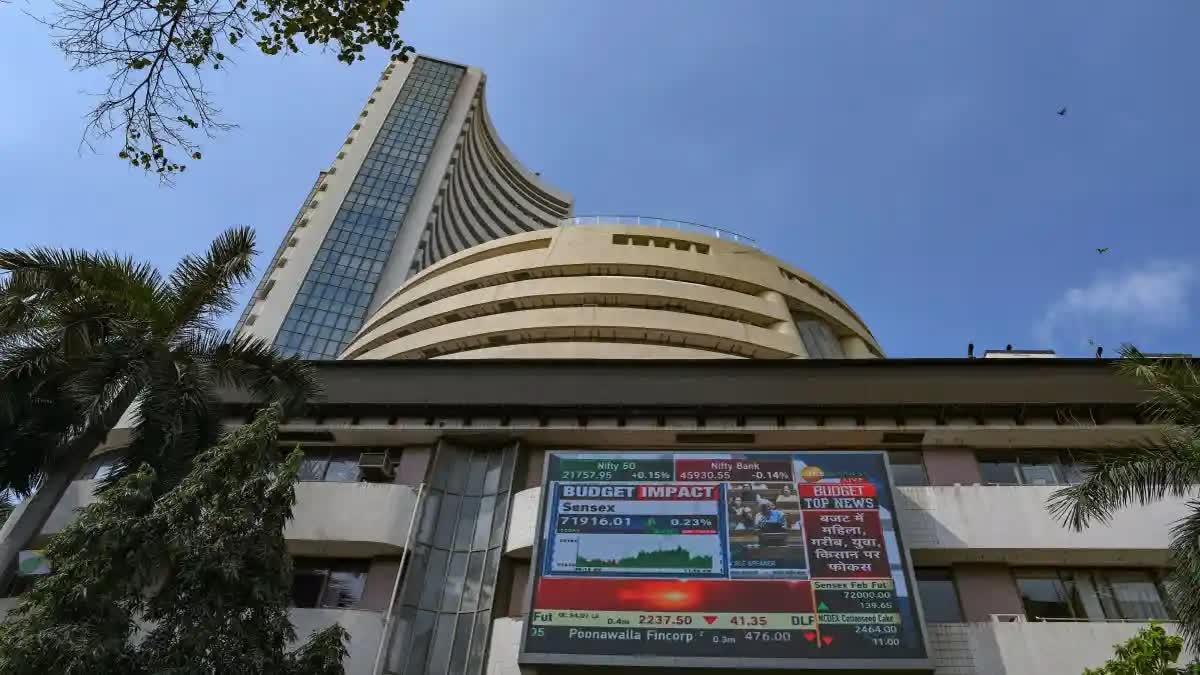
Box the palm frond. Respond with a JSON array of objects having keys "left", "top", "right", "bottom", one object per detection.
[
  {"left": 1048, "top": 435, "right": 1200, "bottom": 530},
  {"left": 1164, "top": 500, "right": 1200, "bottom": 651},
  {"left": 1117, "top": 345, "right": 1200, "bottom": 428},
  {"left": 0, "top": 247, "right": 168, "bottom": 331},
  {"left": 165, "top": 227, "right": 256, "bottom": 333},
  {"left": 179, "top": 329, "right": 321, "bottom": 411}
]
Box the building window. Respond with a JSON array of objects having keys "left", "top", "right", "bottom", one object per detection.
[
  {"left": 977, "top": 451, "right": 1085, "bottom": 486},
  {"left": 916, "top": 568, "right": 963, "bottom": 623},
  {"left": 791, "top": 312, "right": 845, "bottom": 358},
  {"left": 291, "top": 558, "right": 369, "bottom": 609},
  {"left": 384, "top": 443, "right": 518, "bottom": 675},
  {"left": 296, "top": 448, "right": 374, "bottom": 482},
  {"left": 77, "top": 451, "right": 125, "bottom": 481},
  {"left": 1014, "top": 569, "right": 1173, "bottom": 621},
  {"left": 888, "top": 450, "right": 929, "bottom": 486}
]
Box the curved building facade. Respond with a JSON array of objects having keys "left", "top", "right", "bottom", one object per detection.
[
  {"left": 410, "top": 85, "right": 572, "bottom": 274},
  {"left": 343, "top": 220, "right": 882, "bottom": 360},
  {"left": 236, "top": 56, "right": 572, "bottom": 360}
]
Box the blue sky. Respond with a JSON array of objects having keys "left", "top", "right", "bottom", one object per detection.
[{"left": 2, "top": 1, "right": 1198, "bottom": 357}]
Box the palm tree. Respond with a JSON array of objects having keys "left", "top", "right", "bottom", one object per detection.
[
  {"left": 0, "top": 227, "right": 318, "bottom": 589},
  {"left": 1049, "top": 347, "right": 1200, "bottom": 647}
]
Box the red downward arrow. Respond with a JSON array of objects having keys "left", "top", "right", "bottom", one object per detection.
[
  {"left": 703, "top": 616, "right": 718, "bottom": 625},
  {"left": 821, "top": 635, "right": 834, "bottom": 646},
  {"left": 803, "top": 632, "right": 817, "bottom": 642}
]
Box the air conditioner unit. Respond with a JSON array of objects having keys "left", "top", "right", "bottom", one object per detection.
[{"left": 358, "top": 450, "right": 394, "bottom": 482}]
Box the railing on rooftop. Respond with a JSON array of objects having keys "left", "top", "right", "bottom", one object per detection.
[{"left": 561, "top": 215, "right": 757, "bottom": 248}]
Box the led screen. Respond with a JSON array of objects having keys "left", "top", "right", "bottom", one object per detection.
[{"left": 520, "top": 452, "right": 931, "bottom": 670}]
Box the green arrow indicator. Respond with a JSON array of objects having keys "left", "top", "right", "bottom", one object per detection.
[{"left": 818, "top": 602, "right": 829, "bottom": 611}]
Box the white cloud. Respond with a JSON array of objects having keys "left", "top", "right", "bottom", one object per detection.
[{"left": 1035, "top": 261, "right": 1195, "bottom": 346}]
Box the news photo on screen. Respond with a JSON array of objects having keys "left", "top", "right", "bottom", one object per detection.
[{"left": 519, "top": 451, "right": 931, "bottom": 670}]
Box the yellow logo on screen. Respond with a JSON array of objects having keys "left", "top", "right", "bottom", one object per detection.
[{"left": 800, "top": 465, "right": 825, "bottom": 483}]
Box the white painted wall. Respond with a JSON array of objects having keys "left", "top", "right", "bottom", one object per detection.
[
  {"left": 929, "top": 620, "right": 1183, "bottom": 675},
  {"left": 0, "top": 601, "right": 381, "bottom": 674},
  {"left": 896, "top": 485, "right": 1186, "bottom": 557},
  {"left": 287, "top": 481, "right": 419, "bottom": 557},
  {"left": 13, "top": 479, "right": 418, "bottom": 557},
  {"left": 488, "top": 617, "right": 539, "bottom": 675},
  {"left": 504, "top": 488, "right": 540, "bottom": 557}
]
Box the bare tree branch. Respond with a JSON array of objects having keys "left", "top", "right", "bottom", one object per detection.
[{"left": 39, "top": 0, "right": 413, "bottom": 183}]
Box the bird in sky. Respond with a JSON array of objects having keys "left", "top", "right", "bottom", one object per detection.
[
  {"left": 1096, "top": 247, "right": 1109, "bottom": 254},
  {"left": 1057, "top": 107, "right": 1067, "bottom": 116}
]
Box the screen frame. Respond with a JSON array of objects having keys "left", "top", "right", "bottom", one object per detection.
[{"left": 517, "top": 450, "right": 935, "bottom": 672}]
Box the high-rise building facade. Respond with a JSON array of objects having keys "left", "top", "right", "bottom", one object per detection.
[{"left": 236, "top": 56, "right": 573, "bottom": 359}]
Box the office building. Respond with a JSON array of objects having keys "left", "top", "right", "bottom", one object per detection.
[
  {"left": 0, "top": 56, "right": 1189, "bottom": 675},
  {"left": 7, "top": 358, "right": 1184, "bottom": 675},
  {"left": 236, "top": 56, "right": 573, "bottom": 360}
]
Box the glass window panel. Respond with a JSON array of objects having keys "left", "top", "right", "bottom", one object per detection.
[
  {"left": 465, "top": 610, "right": 491, "bottom": 675},
  {"left": 978, "top": 455, "right": 1020, "bottom": 485},
  {"left": 92, "top": 459, "right": 120, "bottom": 482},
  {"left": 403, "top": 610, "right": 436, "bottom": 675},
  {"left": 1066, "top": 570, "right": 1108, "bottom": 620},
  {"left": 448, "top": 612, "right": 475, "bottom": 674},
  {"left": 461, "top": 551, "right": 485, "bottom": 612},
  {"left": 466, "top": 452, "right": 488, "bottom": 496},
  {"left": 1104, "top": 570, "right": 1171, "bottom": 620},
  {"left": 479, "top": 546, "right": 501, "bottom": 610},
  {"left": 290, "top": 568, "right": 326, "bottom": 608},
  {"left": 324, "top": 450, "right": 362, "bottom": 483},
  {"left": 1062, "top": 454, "right": 1087, "bottom": 484},
  {"left": 455, "top": 497, "right": 481, "bottom": 551},
  {"left": 915, "top": 569, "right": 963, "bottom": 622},
  {"left": 426, "top": 613, "right": 457, "bottom": 675},
  {"left": 297, "top": 450, "right": 330, "bottom": 482},
  {"left": 385, "top": 604, "right": 418, "bottom": 673},
  {"left": 416, "top": 491, "right": 442, "bottom": 545},
  {"left": 441, "top": 552, "right": 468, "bottom": 612},
  {"left": 490, "top": 492, "right": 510, "bottom": 548},
  {"left": 434, "top": 494, "right": 462, "bottom": 549},
  {"left": 419, "top": 549, "right": 447, "bottom": 609},
  {"left": 1016, "top": 572, "right": 1075, "bottom": 619},
  {"left": 400, "top": 545, "right": 428, "bottom": 608},
  {"left": 474, "top": 496, "right": 496, "bottom": 551},
  {"left": 482, "top": 451, "right": 503, "bottom": 495},
  {"left": 321, "top": 565, "right": 367, "bottom": 608},
  {"left": 1018, "top": 455, "right": 1062, "bottom": 486},
  {"left": 499, "top": 447, "right": 517, "bottom": 487},
  {"left": 430, "top": 447, "right": 452, "bottom": 489},
  {"left": 445, "top": 448, "right": 469, "bottom": 495}
]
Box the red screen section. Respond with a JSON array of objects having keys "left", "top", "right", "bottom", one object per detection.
[{"left": 535, "top": 577, "right": 815, "bottom": 613}]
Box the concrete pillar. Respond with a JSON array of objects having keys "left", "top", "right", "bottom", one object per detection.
[
  {"left": 361, "top": 557, "right": 403, "bottom": 611},
  {"left": 507, "top": 560, "right": 531, "bottom": 617},
  {"left": 523, "top": 448, "right": 546, "bottom": 490},
  {"left": 925, "top": 448, "right": 983, "bottom": 486},
  {"left": 839, "top": 335, "right": 873, "bottom": 359},
  {"left": 953, "top": 564, "right": 1024, "bottom": 621},
  {"left": 395, "top": 446, "right": 431, "bottom": 486}
]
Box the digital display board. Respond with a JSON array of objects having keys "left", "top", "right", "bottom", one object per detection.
[{"left": 520, "top": 452, "right": 931, "bottom": 671}]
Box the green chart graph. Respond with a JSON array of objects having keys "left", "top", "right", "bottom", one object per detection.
[{"left": 576, "top": 545, "right": 714, "bottom": 569}]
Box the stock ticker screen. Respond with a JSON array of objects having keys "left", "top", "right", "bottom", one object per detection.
[{"left": 520, "top": 451, "right": 930, "bottom": 669}]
